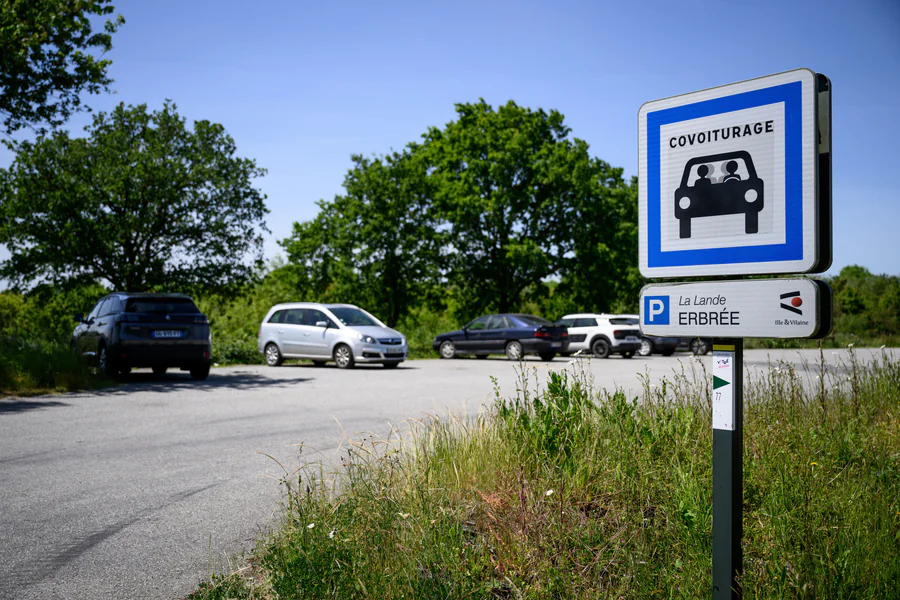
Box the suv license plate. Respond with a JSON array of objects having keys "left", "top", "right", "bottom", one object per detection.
[
  {"left": 152, "top": 330, "right": 183, "bottom": 338},
  {"left": 626, "top": 336, "right": 638, "bottom": 342},
  {"left": 551, "top": 342, "right": 561, "bottom": 348}
]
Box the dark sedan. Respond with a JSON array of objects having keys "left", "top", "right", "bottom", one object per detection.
[{"left": 433, "top": 314, "right": 568, "bottom": 361}]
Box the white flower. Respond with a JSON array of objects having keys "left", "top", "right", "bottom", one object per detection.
[
  {"left": 881, "top": 345, "right": 886, "bottom": 349},
  {"left": 545, "top": 489, "right": 554, "bottom": 497},
  {"left": 398, "top": 512, "right": 410, "bottom": 519},
  {"left": 328, "top": 529, "right": 336, "bottom": 539},
  {"left": 307, "top": 523, "right": 315, "bottom": 529},
  {"left": 848, "top": 343, "right": 854, "bottom": 348}
]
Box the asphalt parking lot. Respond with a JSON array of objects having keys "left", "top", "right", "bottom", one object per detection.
[{"left": 0, "top": 348, "right": 889, "bottom": 600}]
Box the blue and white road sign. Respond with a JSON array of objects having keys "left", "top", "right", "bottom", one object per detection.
[{"left": 639, "top": 69, "right": 823, "bottom": 277}]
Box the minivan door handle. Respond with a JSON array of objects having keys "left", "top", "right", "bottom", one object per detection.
[{"left": 277, "top": 329, "right": 284, "bottom": 334}]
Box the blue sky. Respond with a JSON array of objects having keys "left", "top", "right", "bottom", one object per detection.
[{"left": 2, "top": 0, "right": 899, "bottom": 276}]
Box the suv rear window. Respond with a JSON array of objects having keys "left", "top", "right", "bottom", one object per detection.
[
  {"left": 126, "top": 298, "right": 200, "bottom": 314},
  {"left": 609, "top": 318, "right": 638, "bottom": 325}
]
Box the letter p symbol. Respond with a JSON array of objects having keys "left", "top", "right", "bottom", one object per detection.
[{"left": 644, "top": 295, "right": 670, "bottom": 325}]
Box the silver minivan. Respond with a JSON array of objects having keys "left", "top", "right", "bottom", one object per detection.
[{"left": 257, "top": 302, "right": 407, "bottom": 369}]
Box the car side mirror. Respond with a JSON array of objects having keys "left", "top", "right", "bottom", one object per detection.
[
  {"left": 315, "top": 320, "right": 328, "bottom": 328},
  {"left": 73, "top": 313, "right": 84, "bottom": 323}
]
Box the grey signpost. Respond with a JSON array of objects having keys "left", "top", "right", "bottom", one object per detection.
[{"left": 637, "top": 69, "right": 833, "bottom": 599}]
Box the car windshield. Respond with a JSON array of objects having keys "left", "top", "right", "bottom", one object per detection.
[
  {"left": 515, "top": 314, "right": 552, "bottom": 326},
  {"left": 329, "top": 307, "right": 380, "bottom": 327},
  {"left": 126, "top": 298, "right": 200, "bottom": 314},
  {"left": 686, "top": 157, "right": 751, "bottom": 186}
]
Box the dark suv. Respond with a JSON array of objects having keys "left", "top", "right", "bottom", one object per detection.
[{"left": 72, "top": 293, "right": 211, "bottom": 379}]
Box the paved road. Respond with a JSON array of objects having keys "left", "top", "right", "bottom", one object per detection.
[{"left": 0, "top": 348, "right": 889, "bottom": 599}]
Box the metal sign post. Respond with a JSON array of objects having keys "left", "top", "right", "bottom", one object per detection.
[{"left": 711, "top": 341, "right": 743, "bottom": 599}]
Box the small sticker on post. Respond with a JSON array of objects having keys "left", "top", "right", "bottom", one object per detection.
[{"left": 712, "top": 349, "right": 735, "bottom": 430}]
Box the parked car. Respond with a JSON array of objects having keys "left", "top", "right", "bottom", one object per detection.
[
  {"left": 71, "top": 293, "right": 211, "bottom": 379},
  {"left": 258, "top": 303, "right": 407, "bottom": 369},
  {"left": 618, "top": 314, "right": 680, "bottom": 356},
  {"left": 433, "top": 314, "right": 568, "bottom": 361},
  {"left": 554, "top": 314, "right": 641, "bottom": 358}
]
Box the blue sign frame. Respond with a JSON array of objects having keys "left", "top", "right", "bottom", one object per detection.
[{"left": 645, "top": 81, "right": 802, "bottom": 268}]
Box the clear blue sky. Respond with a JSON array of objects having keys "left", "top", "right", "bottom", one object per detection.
[{"left": 3, "top": 0, "right": 899, "bottom": 276}]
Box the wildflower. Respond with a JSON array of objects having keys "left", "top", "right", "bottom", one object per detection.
[
  {"left": 328, "top": 529, "right": 336, "bottom": 539},
  {"left": 881, "top": 345, "right": 886, "bottom": 349},
  {"left": 810, "top": 462, "right": 818, "bottom": 466},
  {"left": 307, "top": 523, "right": 315, "bottom": 529},
  {"left": 848, "top": 343, "right": 854, "bottom": 348},
  {"left": 398, "top": 512, "right": 410, "bottom": 519},
  {"left": 545, "top": 489, "right": 554, "bottom": 497}
]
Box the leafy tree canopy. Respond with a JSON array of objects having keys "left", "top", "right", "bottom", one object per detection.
[
  {"left": 281, "top": 99, "right": 639, "bottom": 323},
  {"left": 281, "top": 151, "right": 444, "bottom": 326},
  {"left": 0, "top": 0, "right": 124, "bottom": 135},
  {"left": 0, "top": 101, "right": 269, "bottom": 294}
]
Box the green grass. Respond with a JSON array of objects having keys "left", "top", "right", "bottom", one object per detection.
[
  {"left": 0, "top": 338, "right": 100, "bottom": 395},
  {"left": 191, "top": 349, "right": 900, "bottom": 599}
]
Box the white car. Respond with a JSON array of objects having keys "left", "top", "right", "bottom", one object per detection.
[
  {"left": 554, "top": 313, "right": 642, "bottom": 358},
  {"left": 257, "top": 303, "right": 407, "bottom": 369}
]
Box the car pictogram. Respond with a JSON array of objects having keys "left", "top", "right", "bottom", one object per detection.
[{"left": 674, "top": 150, "right": 764, "bottom": 239}]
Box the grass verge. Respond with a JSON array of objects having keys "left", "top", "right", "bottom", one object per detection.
[
  {"left": 191, "top": 349, "right": 900, "bottom": 599},
  {"left": 0, "top": 338, "right": 100, "bottom": 395}
]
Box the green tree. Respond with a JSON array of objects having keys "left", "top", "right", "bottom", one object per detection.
[
  {"left": 0, "top": 0, "right": 124, "bottom": 134},
  {"left": 0, "top": 101, "right": 269, "bottom": 294},
  {"left": 556, "top": 174, "right": 641, "bottom": 315},
  {"left": 423, "top": 100, "right": 634, "bottom": 316},
  {"left": 281, "top": 151, "right": 443, "bottom": 326}
]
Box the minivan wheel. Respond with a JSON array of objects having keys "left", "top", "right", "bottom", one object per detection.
[
  {"left": 439, "top": 340, "right": 457, "bottom": 359},
  {"left": 638, "top": 338, "right": 653, "bottom": 356},
  {"left": 265, "top": 343, "right": 283, "bottom": 366},
  {"left": 505, "top": 341, "right": 523, "bottom": 361},
  {"left": 591, "top": 339, "right": 611, "bottom": 359},
  {"left": 334, "top": 344, "right": 355, "bottom": 369}
]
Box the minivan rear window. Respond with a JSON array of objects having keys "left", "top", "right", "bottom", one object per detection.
[{"left": 126, "top": 298, "right": 200, "bottom": 314}]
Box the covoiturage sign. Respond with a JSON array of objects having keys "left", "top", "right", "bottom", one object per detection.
[{"left": 638, "top": 68, "right": 831, "bottom": 278}]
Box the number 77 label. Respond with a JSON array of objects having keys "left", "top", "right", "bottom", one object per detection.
[{"left": 712, "top": 349, "right": 734, "bottom": 430}]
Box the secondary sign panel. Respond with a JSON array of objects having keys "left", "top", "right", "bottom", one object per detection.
[
  {"left": 640, "top": 278, "right": 832, "bottom": 338},
  {"left": 639, "top": 69, "right": 820, "bottom": 277}
]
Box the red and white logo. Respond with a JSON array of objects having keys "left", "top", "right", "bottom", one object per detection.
[{"left": 780, "top": 291, "right": 802, "bottom": 315}]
